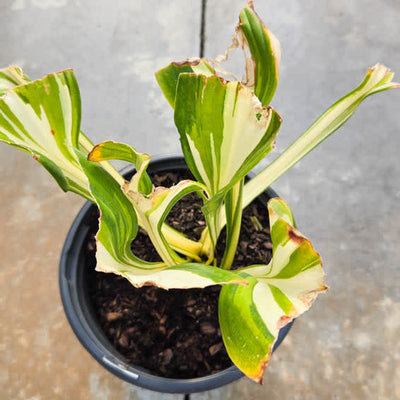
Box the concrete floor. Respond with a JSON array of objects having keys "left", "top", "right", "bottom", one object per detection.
[{"left": 1, "top": 1, "right": 400, "bottom": 399}]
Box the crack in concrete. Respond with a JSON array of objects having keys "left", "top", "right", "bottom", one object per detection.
[{"left": 200, "top": 0, "right": 207, "bottom": 57}]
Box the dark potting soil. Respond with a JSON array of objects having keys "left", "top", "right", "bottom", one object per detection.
[{"left": 86, "top": 169, "right": 273, "bottom": 379}]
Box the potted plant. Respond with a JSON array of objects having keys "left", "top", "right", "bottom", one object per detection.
[{"left": 0, "top": 1, "right": 398, "bottom": 394}]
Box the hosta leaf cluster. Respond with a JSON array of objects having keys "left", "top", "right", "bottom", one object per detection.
[{"left": 1, "top": 1, "right": 398, "bottom": 382}]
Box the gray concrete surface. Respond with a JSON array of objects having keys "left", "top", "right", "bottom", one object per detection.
[{"left": 1, "top": 0, "right": 400, "bottom": 399}]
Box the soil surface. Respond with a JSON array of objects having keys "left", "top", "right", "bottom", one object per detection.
[{"left": 86, "top": 169, "right": 273, "bottom": 379}]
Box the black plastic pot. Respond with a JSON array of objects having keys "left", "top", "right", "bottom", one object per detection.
[{"left": 59, "top": 155, "right": 293, "bottom": 394}]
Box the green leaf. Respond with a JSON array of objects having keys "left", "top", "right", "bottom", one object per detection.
[
  {"left": 88, "top": 140, "right": 152, "bottom": 195},
  {"left": 174, "top": 73, "right": 281, "bottom": 245},
  {"left": 75, "top": 149, "right": 163, "bottom": 268},
  {"left": 175, "top": 74, "right": 281, "bottom": 196},
  {"left": 243, "top": 63, "right": 400, "bottom": 208},
  {"left": 84, "top": 138, "right": 203, "bottom": 261},
  {"left": 0, "top": 69, "right": 93, "bottom": 200},
  {"left": 78, "top": 133, "right": 125, "bottom": 186},
  {"left": 0, "top": 66, "right": 125, "bottom": 197},
  {"left": 0, "top": 66, "right": 31, "bottom": 96},
  {"left": 76, "top": 150, "right": 247, "bottom": 289},
  {"left": 219, "top": 198, "right": 327, "bottom": 382},
  {"left": 123, "top": 178, "right": 209, "bottom": 266},
  {"left": 155, "top": 59, "right": 215, "bottom": 107},
  {"left": 123, "top": 262, "right": 249, "bottom": 290},
  {"left": 239, "top": 2, "right": 281, "bottom": 105}
]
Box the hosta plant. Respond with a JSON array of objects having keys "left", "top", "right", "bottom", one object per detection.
[{"left": 1, "top": 2, "right": 398, "bottom": 383}]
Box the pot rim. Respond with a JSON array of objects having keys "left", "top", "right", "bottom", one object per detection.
[{"left": 59, "top": 154, "right": 292, "bottom": 394}]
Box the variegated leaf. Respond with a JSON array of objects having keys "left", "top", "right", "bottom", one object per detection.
[
  {"left": 155, "top": 59, "right": 215, "bottom": 107},
  {"left": 88, "top": 140, "right": 152, "bottom": 195},
  {"left": 122, "top": 262, "right": 248, "bottom": 290},
  {"left": 123, "top": 179, "right": 209, "bottom": 266},
  {"left": 243, "top": 63, "right": 400, "bottom": 208},
  {"left": 0, "top": 66, "right": 30, "bottom": 96},
  {"left": 238, "top": 1, "right": 281, "bottom": 105},
  {"left": 174, "top": 73, "right": 281, "bottom": 244},
  {"left": 156, "top": 3, "right": 280, "bottom": 108},
  {"left": 0, "top": 69, "right": 92, "bottom": 200},
  {"left": 0, "top": 66, "right": 125, "bottom": 190},
  {"left": 219, "top": 198, "right": 327, "bottom": 382},
  {"left": 175, "top": 74, "right": 281, "bottom": 196},
  {"left": 86, "top": 141, "right": 204, "bottom": 260},
  {"left": 76, "top": 150, "right": 247, "bottom": 289},
  {"left": 77, "top": 133, "right": 125, "bottom": 186}
]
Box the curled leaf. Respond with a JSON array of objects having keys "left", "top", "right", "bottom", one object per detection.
[
  {"left": 219, "top": 198, "right": 327, "bottom": 382},
  {"left": 0, "top": 69, "right": 91, "bottom": 200},
  {"left": 238, "top": 1, "right": 281, "bottom": 105},
  {"left": 88, "top": 140, "right": 152, "bottom": 195}
]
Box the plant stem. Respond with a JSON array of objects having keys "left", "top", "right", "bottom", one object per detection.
[
  {"left": 162, "top": 225, "right": 203, "bottom": 262},
  {"left": 220, "top": 179, "right": 243, "bottom": 270}
]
